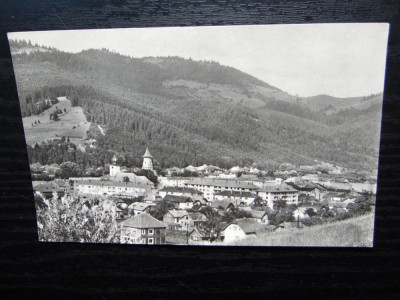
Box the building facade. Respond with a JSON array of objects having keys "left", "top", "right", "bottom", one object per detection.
[
  {"left": 257, "top": 183, "right": 299, "bottom": 209},
  {"left": 185, "top": 178, "right": 259, "bottom": 201},
  {"left": 74, "top": 180, "right": 148, "bottom": 197},
  {"left": 120, "top": 214, "right": 166, "bottom": 245}
]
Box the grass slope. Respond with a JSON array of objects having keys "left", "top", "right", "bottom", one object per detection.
[
  {"left": 231, "top": 214, "right": 375, "bottom": 247},
  {"left": 23, "top": 97, "right": 90, "bottom": 145}
]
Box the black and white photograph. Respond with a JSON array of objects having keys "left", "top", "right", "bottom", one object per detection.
[{"left": 8, "top": 23, "right": 389, "bottom": 247}]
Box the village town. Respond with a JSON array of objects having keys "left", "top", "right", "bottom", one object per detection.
[{"left": 32, "top": 147, "right": 376, "bottom": 246}]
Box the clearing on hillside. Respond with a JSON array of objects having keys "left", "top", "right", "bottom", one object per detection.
[{"left": 22, "top": 96, "right": 90, "bottom": 145}]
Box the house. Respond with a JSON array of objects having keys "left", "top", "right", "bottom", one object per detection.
[
  {"left": 257, "top": 183, "right": 299, "bottom": 209},
  {"left": 323, "top": 192, "right": 347, "bottom": 202},
  {"left": 187, "top": 212, "right": 208, "bottom": 228},
  {"left": 120, "top": 213, "right": 167, "bottom": 245},
  {"left": 158, "top": 186, "right": 202, "bottom": 198},
  {"left": 187, "top": 223, "right": 226, "bottom": 245},
  {"left": 53, "top": 179, "right": 70, "bottom": 193},
  {"left": 142, "top": 193, "right": 159, "bottom": 204},
  {"left": 222, "top": 218, "right": 265, "bottom": 244},
  {"left": 210, "top": 200, "right": 236, "bottom": 211},
  {"left": 188, "top": 228, "right": 205, "bottom": 244},
  {"left": 162, "top": 209, "right": 192, "bottom": 230},
  {"left": 128, "top": 202, "right": 153, "bottom": 216},
  {"left": 115, "top": 206, "right": 125, "bottom": 220},
  {"left": 163, "top": 195, "right": 194, "bottom": 210},
  {"left": 32, "top": 181, "right": 64, "bottom": 199},
  {"left": 214, "top": 190, "right": 256, "bottom": 206},
  {"left": 247, "top": 210, "right": 269, "bottom": 224}
]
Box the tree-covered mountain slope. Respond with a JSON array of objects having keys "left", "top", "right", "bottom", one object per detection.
[{"left": 10, "top": 40, "right": 383, "bottom": 171}]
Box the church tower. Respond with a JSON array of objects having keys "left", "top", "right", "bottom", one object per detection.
[
  {"left": 109, "top": 155, "right": 120, "bottom": 177},
  {"left": 142, "top": 148, "right": 154, "bottom": 171}
]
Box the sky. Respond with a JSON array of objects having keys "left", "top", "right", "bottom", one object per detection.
[{"left": 8, "top": 23, "right": 390, "bottom": 98}]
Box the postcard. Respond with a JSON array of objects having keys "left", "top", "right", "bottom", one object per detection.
[{"left": 8, "top": 23, "right": 389, "bottom": 246}]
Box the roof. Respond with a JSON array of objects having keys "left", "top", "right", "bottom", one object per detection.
[
  {"left": 106, "top": 197, "right": 127, "bottom": 205},
  {"left": 187, "top": 212, "right": 208, "bottom": 222},
  {"left": 167, "top": 209, "right": 189, "bottom": 218},
  {"left": 158, "top": 186, "right": 202, "bottom": 194},
  {"left": 215, "top": 190, "right": 255, "bottom": 198},
  {"left": 258, "top": 183, "right": 298, "bottom": 193},
  {"left": 110, "top": 173, "right": 153, "bottom": 186},
  {"left": 230, "top": 218, "right": 265, "bottom": 234},
  {"left": 191, "top": 204, "right": 202, "bottom": 211},
  {"left": 142, "top": 148, "right": 153, "bottom": 158},
  {"left": 248, "top": 210, "right": 268, "bottom": 219},
  {"left": 53, "top": 179, "right": 69, "bottom": 187},
  {"left": 210, "top": 200, "right": 235, "bottom": 210},
  {"left": 75, "top": 179, "right": 149, "bottom": 189},
  {"left": 163, "top": 195, "right": 193, "bottom": 203},
  {"left": 323, "top": 192, "right": 347, "bottom": 198},
  {"left": 185, "top": 178, "right": 259, "bottom": 189},
  {"left": 128, "top": 202, "right": 152, "bottom": 211},
  {"left": 317, "top": 183, "right": 350, "bottom": 193},
  {"left": 120, "top": 213, "right": 166, "bottom": 229},
  {"left": 286, "top": 182, "right": 316, "bottom": 192},
  {"left": 192, "top": 197, "right": 208, "bottom": 205},
  {"left": 33, "top": 181, "right": 62, "bottom": 193},
  {"left": 69, "top": 177, "right": 104, "bottom": 182},
  {"left": 162, "top": 176, "right": 191, "bottom": 181}
]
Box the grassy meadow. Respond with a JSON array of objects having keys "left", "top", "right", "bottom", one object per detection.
[
  {"left": 231, "top": 214, "right": 375, "bottom": 247},
  {"left": 22, "top": 97, "right": 90, "bottom": 145}
]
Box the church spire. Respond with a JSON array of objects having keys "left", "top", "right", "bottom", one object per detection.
[
  {"left": 142, "top": 147, "right": 153, "bottom": 158},
  {"left": 142, "top": 148, "right": 154, "bottom": 171}
]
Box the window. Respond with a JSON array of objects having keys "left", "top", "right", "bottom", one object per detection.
[
  {"left": 148, "top": 238, "right": 154, "bottom": 244},
  {"left": 141, "top": 229, "right": 146, "bottom": 235},
  {"left": 148, "top": 229, "right": 154, "bottom": 235}
]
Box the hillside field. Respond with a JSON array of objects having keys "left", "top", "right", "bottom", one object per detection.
[
  {"left": 22, "top": 97, "right": 90, "bottom": 145},
  {"left": 231, "top": 214, "right": 375, "bottom": 247}
]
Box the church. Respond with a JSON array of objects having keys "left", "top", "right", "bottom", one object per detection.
[
  {"left": 108, "top": 148, "right": 155, "bottom": 186},
  {"left": 73, "top": 148, "right": 156, "bottom": 198}
]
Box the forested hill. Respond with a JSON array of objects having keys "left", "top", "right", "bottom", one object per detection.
[{"left": 10, "top": 40, "right": 383, "bottom": 172}]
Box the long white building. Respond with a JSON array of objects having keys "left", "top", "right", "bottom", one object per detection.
[
  {"left": 184, "top": 178, "right": 259, "bottom": 201},
  {"left": 74, "top": 180, "right": 150, "bottom": 198}
]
